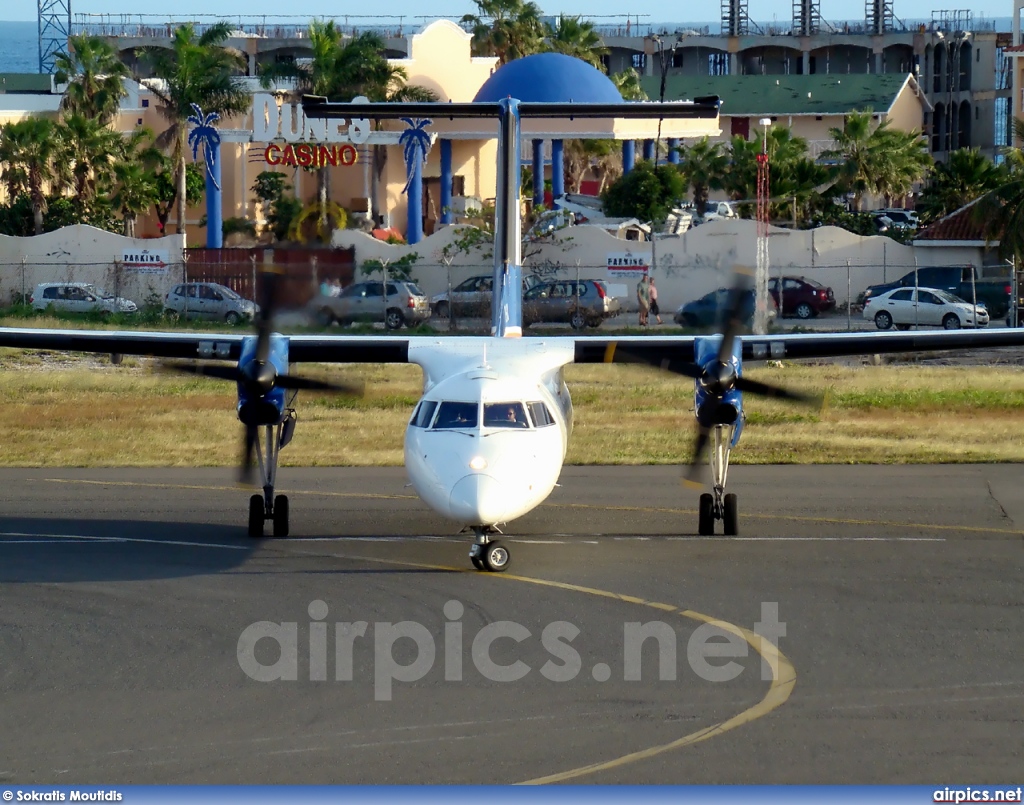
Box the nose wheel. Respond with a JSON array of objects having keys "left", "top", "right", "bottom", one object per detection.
[{"left": 469, "top": 529, "right": 510, "bottom": 572}]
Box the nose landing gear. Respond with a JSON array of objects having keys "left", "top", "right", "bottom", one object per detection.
[
  {"left": 697, "top": 425, "right": 739, "bottom": 537},
  {"left": 246, "top": 410, "right": 295, "bottom": 539},
  {"left": 469, "top": 527, "right": 510, "bottom": 572}
]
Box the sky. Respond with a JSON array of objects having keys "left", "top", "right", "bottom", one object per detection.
[{"left": 0, "top": 0, "right": 1013, "bottom": 25}]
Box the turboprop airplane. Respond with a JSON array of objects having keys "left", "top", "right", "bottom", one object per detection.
[{"left": 3, "top": 97, "right": 1024, "bottom": 572}]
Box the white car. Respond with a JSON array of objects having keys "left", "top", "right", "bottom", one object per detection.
[
  {"left": 30, "top": 282, "right": 137, "bottom": 314},
  {"left": 864, "top": 286, "right": 989, "bottom": 330}
]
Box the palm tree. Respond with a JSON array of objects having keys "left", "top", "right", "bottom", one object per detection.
[
  {"left": 917, "top": 148, "right": 1002, "bottom": 224},
  {"left": 611, "top": 68, "right": 648, "bottom": 101},
  {"left": 678, "top": 137, "right": 726, "bottom": 212},
  {"left": 56, "top": 112, "right": 121, "bottom": 205},
  {"left": 54, "top": 33, "right": 130, "bottom": 124},
  {"left": 0, "top": 121, "right": 31, "bottom": 201},
  {"left": 142, "top": 22, "right": 248, "bottom": 243},
  {"left": 870, "top": 126, "right": 932, "bottom": 205},
  {"left": 823, "top": 110, "right": 931, "bottom": 211},
  {"left": 461, "top": 0, "right": 546, "bottom": 64},
  {"left": 0, "top": 117, "right": 58, "bottom": 234},
  {"left": 110, "top": 129, "right": 163, "bottom": 237},
  {"left": 542, "top": 15, "right": 608, "bottom": 70},
  {"left": 976, "top": 119, "right": 1024, "bottom": 265}
]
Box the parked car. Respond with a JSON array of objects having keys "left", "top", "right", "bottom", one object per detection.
[
  {"left": 30, "top": 282, "right": 137, "bottom": 315},
  {"left": 522, "top": 279, "right": 620, "bottom": 329},
  {"left": 863, "top": 286, "right": 989, "bottom": 330},
  {"left": 314, "top": 280, "right": 430, "bottom": 329},
  {"left": 674, "top": 288, "right": 778, "bottom": 329},
  {"left": 871, "top": 208, "right": 919, "bottom": 229},
  {"left": 164, "top": 282, "right": 258, "bottom": 323},
  {"left": 430, "top": 274, "right": 541, "bottom": 319},
  {"left": 767, "top": 276, "right": 836, "bottom": 319},
  {"left": 859, "top": 266, "right": 1011, "bottom": 319}
]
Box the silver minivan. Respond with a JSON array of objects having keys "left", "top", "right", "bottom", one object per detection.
[{"left": 164, "top": 282, "right": 258, "bottom": 323}]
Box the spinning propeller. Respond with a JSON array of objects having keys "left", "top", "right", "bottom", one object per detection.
[
  {"left": 606, "top": 270, "right": 821, "bottom": 487},
  {"left": 163, "top": 269, "right": 364, "bottom": 483}
]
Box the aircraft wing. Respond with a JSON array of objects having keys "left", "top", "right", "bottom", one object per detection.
[
  {"left": 4, "top": 327, "right": 1024, "bottom": 365},
  {"left": 572, "top": 329, "right": 1024, "bottom": 364},
  {"left": 0, "top": 329, "right": 412, "bottom": 363}
]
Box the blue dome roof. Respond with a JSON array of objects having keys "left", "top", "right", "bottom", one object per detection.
[{"left": 473, "top": 53, "right": 623, "bottom": 104}]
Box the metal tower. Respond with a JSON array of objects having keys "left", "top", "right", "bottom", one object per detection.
[
  {"left": 865, "top": 0, "right": 895, "bottom": 35},
  {"left": 792, "top": 0, "right": 822, "bottom": 36},
  {"left": 38, "top": 0, "right": 71, "bottom": 74},
  {"left": 721, "top": 0, "right": 753, "bottom": 36}
]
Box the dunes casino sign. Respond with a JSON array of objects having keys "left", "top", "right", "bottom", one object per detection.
[{"left": 253, "top": 92, "right": 370, "bottom": 168}]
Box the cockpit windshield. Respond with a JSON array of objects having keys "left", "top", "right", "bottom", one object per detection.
[
  {"left": 432, "top": 401, "right": 479, "bottom": 429},
  {"left": 483, "top": 402, "right": 529, "bottom": 428}
]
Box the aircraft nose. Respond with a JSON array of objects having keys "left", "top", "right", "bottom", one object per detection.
[{"left": 449, "top": 473, "right": 508, "bottom": 525}]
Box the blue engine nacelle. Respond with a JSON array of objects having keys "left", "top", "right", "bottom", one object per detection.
[
  {"left": 693, "top": 334, "right": 745, "bottom": 448},
  {"left": 236, "top": 334, "right": 289, "bottom": 426}
]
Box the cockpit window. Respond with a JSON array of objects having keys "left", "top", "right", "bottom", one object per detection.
[
  {"left": 483, "top": 402, "right": 529, "bottom": 428},
  {"left": 527, "top": 401, "right": 555, "bottom": 427},
  {"left": 432, "top": 401, "right": 478, "bottom": 429},
  {"left": 410, "top": 400, "right": 438, "bottom": 428}
]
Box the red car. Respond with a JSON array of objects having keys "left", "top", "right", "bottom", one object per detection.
[{"left": 768, "top": 276, "right": 836, "bottom": 319}]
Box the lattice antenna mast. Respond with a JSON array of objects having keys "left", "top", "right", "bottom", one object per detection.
[
  {"left": 38, "top": 0, "right": 71, "bottom": 74},
  {"left": 754, "top": 119, "right": 771, "bottom": 335}
]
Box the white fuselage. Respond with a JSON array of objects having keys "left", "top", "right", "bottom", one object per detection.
[{"left": 403, "top": 338, "right": 574, "bottom": 527}]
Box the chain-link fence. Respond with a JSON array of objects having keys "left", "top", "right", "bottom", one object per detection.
[{"left": 1, "top": 256, "right": 1010, "bottom": 332}]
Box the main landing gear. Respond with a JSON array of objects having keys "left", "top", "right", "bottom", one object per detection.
[
  {"left": 247, "top": 410, "right": 296, "bottom": 539},
  {"left": 698, "top": 425, "right": 739, "bottom": 537},
  {"left": 468, "top": 527, "right": 510, "bottom": 572}
]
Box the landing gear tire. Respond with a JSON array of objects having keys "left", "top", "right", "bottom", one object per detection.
[
  {"left": 470, "top": 555, "right": 484, "bottom": 570},
  {"left": 698, "top": 493, "right": 714, "bottom": 536},
  {"left": 272, "top": 494, "right": 289, "bottom": 538},
  {"left": 248, "top": 494, "right": 264, "bottom": 538},
  {"left": 723, "top": 493, "right": 739, "bottom": 536},
  {"left": 481, "top": 540, "right": 510, "bottom": 572}
]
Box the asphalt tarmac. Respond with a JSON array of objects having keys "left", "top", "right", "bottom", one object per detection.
[{"left": 1, "top": 465, "right": 1021, "bottom": 784}]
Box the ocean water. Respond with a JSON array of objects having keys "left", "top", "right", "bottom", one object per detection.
[{"left": 0, "top": 20, "right": 40, "bottom": 74}]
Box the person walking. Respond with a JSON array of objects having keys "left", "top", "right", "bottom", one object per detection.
[
  {"left": 636, "top": 274, "right": 650, "bottom": 327},
  {"left": 648, "top": 276, "right": 663, "bottom": 325}
]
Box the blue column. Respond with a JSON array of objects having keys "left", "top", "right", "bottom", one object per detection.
[
  {"left": 205, "top": 140, "right": 222, "bottom": 249},
  {"left": 440, "top": 139, "right": 453, "bottom": 225},
  {"left": 551, "top": 139, "right": 564, "bottom": 207},
  {"left": 532, "top": 139, "right": 544, "bottom": 208},
  {"left": 407, "top": 152, "right": 423, "bottom": 244},
  {"left": 668, "top": 138, "right": 680, "bottom": 164},
  {"left": 622, "top": 140, "right": 635, "bottom": 173},
  {"left": 643, "top": 139, "right": 655, "bottom": 161}
]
